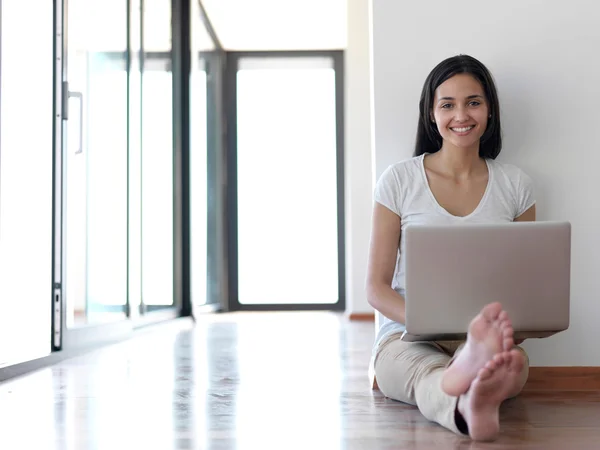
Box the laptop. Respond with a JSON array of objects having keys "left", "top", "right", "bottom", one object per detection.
[{"left": 400, "top": 221, "right": 571, "bottom": 342}]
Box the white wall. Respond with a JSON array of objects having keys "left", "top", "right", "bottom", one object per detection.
[
  {"left": 370, "top": 0, "right": 600, "bottom": 366},
  {"left": 344, "top": 0, "right": 375, "bottom": 316}
]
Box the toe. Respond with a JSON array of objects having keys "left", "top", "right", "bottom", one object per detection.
[
  {"left": 508, "top": 349, "right": 525, "bottom": 373},
  {"left": 499, "top": 322, "right": 512, "bottom": 338},
  {"left": 483, "top": 302, "right": 502, "bottom": 321},
  {"left": 484, "top": 359, "right": 496, "bottom": 372},
  {"left": 502, "top": 328, "right": 514, "bottom": 343},
  {"left": 498, "top": 310, "right": 509, "bottom": 322},
  {"left": 493, "top": 353, "right": 506, "bottom": 365},
  {"left": 478, "top": 366, "right": 493, "bottom": 381},
  {"left": 502, "top": 327, "right": 515, "bottom": 350},
  {"left": 485, "top": 354, "right": 503, "bottom": 371}
]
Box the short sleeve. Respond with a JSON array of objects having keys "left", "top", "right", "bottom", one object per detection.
[
  {"left": 374, "top": 165, "right": 403, "bottom": 216},
  {"left": 516, "top": 169, "right": 536, "bottom": 217}
]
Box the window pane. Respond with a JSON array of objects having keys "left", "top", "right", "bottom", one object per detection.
[
  {"left": 190, "top": 0, "right": 210, "bottom": 307},
  {"left": 190, "top": 66, "right": 208, "bottom": 306},
  {"left": 141, "top": 0, "right": 173, "bottom": 307},
  {"left": 141, "top": 69, "right": 174, "bottom": 306},
  {"left": 64, "top": 0, "right": 128, "bottom": 327},
  {"left": 143, "top": 0, "right": 171, "bottom": 52},
  {"left": 236, "top": 59, "right": 339, "bottom": 305},
  {"left": 129, "top": 0, "right": 143, "bottom": 311},
  {"left": 0, "top": 0, "right": 53, "bottom": 364},
  {"left": 191, "top": 0, "right": 216, "bottom": 52}
]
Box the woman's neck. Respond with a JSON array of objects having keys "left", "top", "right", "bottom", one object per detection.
[{"left": 429, "top": 145, "right": 485, "bottom": 179}]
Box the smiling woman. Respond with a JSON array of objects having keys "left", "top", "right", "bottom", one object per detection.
[
  {"left": 433, "top": 77, "right": 488, "bottom": 147},
  {"left": 367, "top": 54, "right": 536, "bottom": 442},
  {"left": 415, "top": 55, "right": 502, "bottom": 160}
]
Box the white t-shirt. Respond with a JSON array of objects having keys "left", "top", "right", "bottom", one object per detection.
[{"left": 372, "top": 153, "right": 536, "bottom": 350}]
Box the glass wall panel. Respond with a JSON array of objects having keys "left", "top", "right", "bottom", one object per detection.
[
  {"left": 190, "top": 0, "right": 215, "bottom": 307},
  {"left": 141, "top": 0, "right": 174, "bottom": 307},
  {"left": 236, "top": 57, "right": 340, "bottom": 305},
  {"left": 0, "top": 0, "right": 54, "bottom": 365},
  {"left": 64, "top": 0, "right": 128, "bottom": 326},
  {"left": 129, "top": 0, "right": 143, "bottom": 314},
  {"left": 190, "top": 64, "right": 208, "bottom": 307}
]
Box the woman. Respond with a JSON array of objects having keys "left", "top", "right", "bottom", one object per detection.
[{"left": 366, "top": 54, "right": 536, "bottom": 442}]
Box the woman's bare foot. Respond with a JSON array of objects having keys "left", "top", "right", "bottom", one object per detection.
[
  {"left": 457, "top": 349, "right": 526, "bottom": 441},
  {"left": 442, "top": 302, "right": 514, "bottom": 396}
]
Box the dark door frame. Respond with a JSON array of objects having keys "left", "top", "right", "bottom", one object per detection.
[{"left": 224, "top": 50, "right": 346, "bottom": 312}]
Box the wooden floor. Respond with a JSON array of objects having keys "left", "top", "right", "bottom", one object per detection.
[{"left": 0, "top": 312, "right": 599, "bottom": 449}]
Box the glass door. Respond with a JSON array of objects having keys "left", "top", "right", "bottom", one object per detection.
[
  {"left": 140, "top": 0, "right": 174, "bottom": 311},
  {"left": 190, "top": 57, "right": 208, "bottom": 307},
  {"left": 229, "top": 54, "right": 346, "bottom": 310},
  {"left": 63, "top": 0, "right": 129, "bottom": 327},
  {"left": 0, "top": 0, "right": 54, "bottom": 365},
  {"left": 190, "top": 0, "right": 224, "bottom": 312},
  {"left": 190, "top": 0, "right": 210, "bottom": 308}
]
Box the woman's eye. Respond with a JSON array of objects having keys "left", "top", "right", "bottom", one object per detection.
[
  {"left": 469, "top": 101, "right": 481, "bottom": 106},
  {"left": 441, "top": 103, "right": 452, "bottom": 109}
]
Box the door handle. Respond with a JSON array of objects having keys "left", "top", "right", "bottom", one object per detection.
[{"left": 68, "top": 91, "right": 84, "bottom": 154}]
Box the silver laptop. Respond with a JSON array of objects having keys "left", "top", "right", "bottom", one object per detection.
[{"left": 400, "top": 221, "right": 571, "bottom": 342}]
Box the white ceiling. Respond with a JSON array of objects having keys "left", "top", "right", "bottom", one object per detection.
[{"left": 200, "top": 0, "right": 347, "bottom": 51}]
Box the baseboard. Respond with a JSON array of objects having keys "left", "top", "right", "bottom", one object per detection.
[
  {"left": 371, "top": 367, "right": 600, "bottom": 392},
  {"left": 349, "top": 312, "right": 375, "bottom": 321},
  {"left": 524, "top": 367, "right": 600, "bottom": 391}
]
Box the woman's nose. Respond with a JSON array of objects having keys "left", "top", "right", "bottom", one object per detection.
[{"left": 454, "top": 106, "right": 469, "bottom": 121}]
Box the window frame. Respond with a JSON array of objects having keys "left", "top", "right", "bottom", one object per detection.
[{"left": 224, "top": 50, "right": 346, "bottom": 312}]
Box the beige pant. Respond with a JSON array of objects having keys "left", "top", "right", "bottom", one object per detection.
[{"left": 373, "top": 335, "right": 529, "bottom": 435}]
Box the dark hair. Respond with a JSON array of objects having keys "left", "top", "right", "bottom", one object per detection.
[{"left": 414, "top": 54, "right": 502, "bottom": 159}]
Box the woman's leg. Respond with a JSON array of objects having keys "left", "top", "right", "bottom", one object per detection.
[{"left": 374, "top": 336, "right": 466, "bottom": 435}]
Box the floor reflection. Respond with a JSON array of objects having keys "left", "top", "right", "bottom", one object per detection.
[{"left": 0, "top": 313, "right": 598, "bottom": 450}]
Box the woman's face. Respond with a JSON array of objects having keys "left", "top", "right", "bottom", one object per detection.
[{"left": 431, "top": 73, "right": 489, "bottom": 152}]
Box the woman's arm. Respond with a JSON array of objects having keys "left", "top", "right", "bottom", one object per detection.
[{"left": 366, "top": 202, "right": 407, "bottom": 324}]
